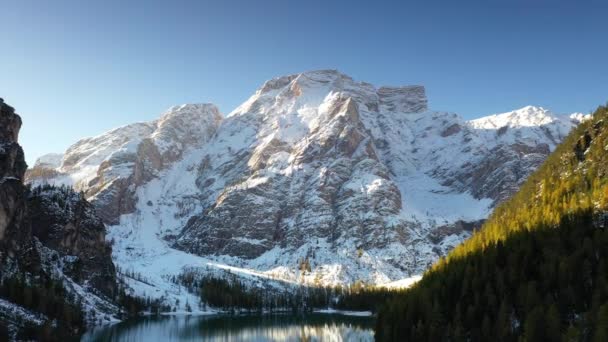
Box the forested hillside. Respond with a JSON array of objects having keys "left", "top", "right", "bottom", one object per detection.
[{"left": 376, "top": 105, "right": 608, "bottom": 341}]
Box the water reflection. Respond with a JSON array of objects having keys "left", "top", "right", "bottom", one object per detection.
[{"left": 82, "top": 314, "right": 375, "bottom": 341}]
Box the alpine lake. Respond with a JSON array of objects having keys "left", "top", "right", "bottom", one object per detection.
[{"left": 81, "top": 312, "right": 375, "bottom": 341}]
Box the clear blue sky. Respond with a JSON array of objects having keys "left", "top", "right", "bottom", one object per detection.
[{"left": 1, "top": 0, "right": 607, "bottom": 165}]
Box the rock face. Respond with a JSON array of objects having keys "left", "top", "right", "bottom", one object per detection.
[
  {"left": 175, "top": 95, "right": 403, "bottom": 260},
  {"left": 25, "top": 70, "right": 588, "bottom": 287},
  {"left": 0, "top": 99, "right": 31, "bottom": 261},
  {"left": 28, "top": 186, "right": 117, "bottom": 298},
  {"left": 0, "top": 99, "right": 119, "bottom": 331},
  {"left": 173, "top": 71, "right": 579, "bottom": 265},
  {"left": 27, "top": 104, "right": 223, "bottom": 224},
  {"left": 459, "top": 106, "right": 583, "bottom": 203},
  {"left": 377, "top": 86, "right": 427, "bottom": 113}
]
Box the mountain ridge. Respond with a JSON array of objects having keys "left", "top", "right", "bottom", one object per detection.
[{"left": 24, "top": 70, "right": 586, "bottom": 300}]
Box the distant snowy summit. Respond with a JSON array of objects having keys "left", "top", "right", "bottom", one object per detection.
[
  {"left": 26, "top": 70, "right": 587, "bottom": 292},
  {"left": 471, "top": 105, "right": 589, "bottom": 130}
]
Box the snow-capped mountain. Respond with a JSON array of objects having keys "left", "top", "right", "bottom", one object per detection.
[
  {"left": 26, "top": 70, "right": 586, "bottom": 299},
  {"left": 28, "top": 104, "right": 222, "bottom": 225}
]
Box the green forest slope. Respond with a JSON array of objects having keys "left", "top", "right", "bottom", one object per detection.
[{"left": 376, "top": 105, "right": 608, "bottom": 341}]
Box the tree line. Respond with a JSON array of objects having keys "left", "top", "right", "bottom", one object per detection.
[
  {"left": 174, "top": 271, "right": 399, "bottom": 313},
  {"left": 0, "top": 275, "right": 85, "bottom": 341}
]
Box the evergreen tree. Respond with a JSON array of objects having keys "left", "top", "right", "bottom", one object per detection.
[{"left": 593, "top": 303, "right": 608, "bottom": 342}]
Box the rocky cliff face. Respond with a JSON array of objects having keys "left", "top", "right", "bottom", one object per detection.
[
  {"left": 28, "top": 185, "right": 117, "bottom": 298},
  {"left": 0, "top": 99, "right": 34, "bottom": 267},
  {"left": 27, "top": 104, "right": 222, "bottom": 225},
  {"left": 25, "top": 71, "right": 587, "bottom": 291},
  {"left": 175, "top": 95, "right": 406, "bottom": 261},
  {"left": 0, "top": 99, "right": 120, "bottom": 334}
]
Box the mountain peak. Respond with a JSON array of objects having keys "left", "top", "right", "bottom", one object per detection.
[
  {"left": 255, "top": 69, "right": 352, "bottom": 96},
  {"left": 164, "top": 102, "right": 220, "bottom": 114},
  {"left": 231, "top": 69, "right": 427, "bottom": 117},
  {"left": 568, "top": 112, "right": 592, "bottom": 124},
  {"left": 153, "top": 102, "right": 223, "bottom": 155},
  {"left": 518, "top": 105, "right": 547, "bottom": 112},
  {"left": 33, "top": 153, "right": 63, "bottom": 168},
  {"left": 260, "top": 69, "right": 345, "bottom": 86},
  {"left": 161, "top": 103, "right": 222, "bottom": 122},
  {"left": 471, "top": 105, "right": 562, "bottom": 129}
]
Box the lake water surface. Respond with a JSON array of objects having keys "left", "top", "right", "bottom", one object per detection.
[{"left": 81, "top": 313, "right": 375, "bottom": 341}]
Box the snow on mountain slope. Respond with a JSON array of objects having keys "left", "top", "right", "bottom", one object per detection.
[
  {"left": 470, "top": 105, "right": 582, "bottom": 149},
  {"left": 27, "top": 104, "right": 222, "bottom": 224},
  {"left": 379, "top": 275, "right": 423, "bottom": 290},
  {"left": 26, "top": 70, "right": 586, "bottom": 305},
  {"left": 32, "top": 152, "right": 63, "bottom": 169}
]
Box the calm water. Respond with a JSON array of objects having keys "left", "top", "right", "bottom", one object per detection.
[{"left": 81, "top": 313, "right": 375, "bottom": 342}]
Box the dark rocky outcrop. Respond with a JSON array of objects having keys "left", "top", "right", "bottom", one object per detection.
[
  {"left": 28, "top": 186, "right": 117, "bottom": 298},
  {"left": 378, "top": 85, "right": 428, "bottom": 113},
  {"left": 0, "top": 98, "right": 34, "bottom": 267},
  {"left": 441, "top": 123, "right": 462, "bottom": 137},
  {"left": 26, "top": 104, "right": 222, "bottom": 225},
  {"left": 0, "top": 98, "right": 116, "bottom": 296},
  {"left": 0, "top": 99, "right": 119, "bottom": 337}
]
